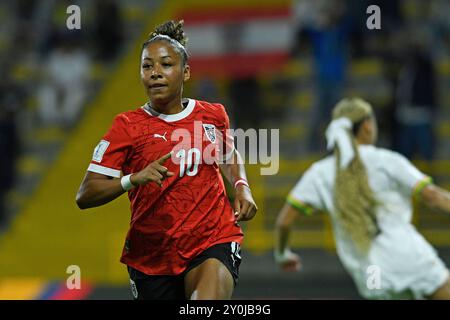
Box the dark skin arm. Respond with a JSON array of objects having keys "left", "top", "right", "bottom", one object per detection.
[
  {"left": 76, "top": 152, "right": 174, "bottom": 209},
  {"left": 219, "top": 149, "right": 258, "bottom": 222},
  {"left": 76, "top": 172, "right": 125, "bottom": 209}
]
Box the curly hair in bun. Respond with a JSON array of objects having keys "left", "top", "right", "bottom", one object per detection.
[{"left": 142, "top": 20, "right": 189, "bottom": 65}]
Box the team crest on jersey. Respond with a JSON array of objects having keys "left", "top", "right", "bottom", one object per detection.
[{"left": 203, "top": 124, "right": 216, "bottom": 143}]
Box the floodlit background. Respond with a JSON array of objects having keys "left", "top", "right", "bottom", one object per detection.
[{"left": 1, "top": 0, "right": 450, "bottom": 299}]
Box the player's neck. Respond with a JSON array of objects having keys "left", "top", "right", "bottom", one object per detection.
[
  {"left": 355, "top": 132, "right": 372, "bottom": 145},
  {"left": 150, "top": 98, "right": 184, "bottom": 115},
  {"left": 355, "top": 139, "right": 373, "bottom": 146}
]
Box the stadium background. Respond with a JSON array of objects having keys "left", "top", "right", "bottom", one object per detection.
[{"left": 1, "top": 0, "right": 450, "bottom": 299}]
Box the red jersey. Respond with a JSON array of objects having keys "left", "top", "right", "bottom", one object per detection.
[{"left": 87, "top": 98, "right": 244, "bottom": 275}]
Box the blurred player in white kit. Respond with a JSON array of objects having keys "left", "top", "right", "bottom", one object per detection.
[{"left": 275, "top": 97, "right": 450, "bottom": 299}]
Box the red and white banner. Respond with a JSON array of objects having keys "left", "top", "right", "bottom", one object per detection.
[{"left": 177, "top": 6, "right": 293, "bottom": 78}]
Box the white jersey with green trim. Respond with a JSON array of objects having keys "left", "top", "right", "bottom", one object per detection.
[{"left": 288, "top": 144, "right": 448, "bottom": 299}]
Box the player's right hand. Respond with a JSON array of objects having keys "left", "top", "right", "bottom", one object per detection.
[
  {"left": 130, "top": 152, "right": 175, "bottom": 187},
  {"left": 274, "top": 249, "right": 302, "bottom": 272}
]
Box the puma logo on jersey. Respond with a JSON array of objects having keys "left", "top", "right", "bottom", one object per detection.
[{"left": 154, "top": 132, "right": 167, "bottom": 141}]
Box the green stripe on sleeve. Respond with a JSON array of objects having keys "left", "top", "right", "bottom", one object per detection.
[
  {"left": 287, "top": 195, "right": 314, "bottom": 216},
  {"left": 413, "top": 176, "right": 433, "bottom": 197}
]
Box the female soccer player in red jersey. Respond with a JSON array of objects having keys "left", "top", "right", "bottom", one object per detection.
[{"left": 76, "top": 20, "right": 258, "bottom": 300}]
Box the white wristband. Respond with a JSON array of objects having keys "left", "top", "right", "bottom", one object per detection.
[
  {"left": 234, "top": 179, "right": 249, "bottom": 189},
  {"left": 121, "top": 174, "right": 135, "bottom": 191}
]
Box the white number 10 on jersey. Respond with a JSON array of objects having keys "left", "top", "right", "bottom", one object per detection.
[{"left": 176, "top": 148, "right": 201, "bottom": 177}]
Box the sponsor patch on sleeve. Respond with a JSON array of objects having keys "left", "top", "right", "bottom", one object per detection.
[{"left": 92, "top": 140, "right": 110, "bottom": 163}]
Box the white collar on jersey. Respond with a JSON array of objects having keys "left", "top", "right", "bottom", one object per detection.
[{"left": 142, "top": 98, "right": 195, "bottom": 122}]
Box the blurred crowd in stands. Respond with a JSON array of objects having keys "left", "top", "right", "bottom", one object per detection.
[
  {"left": 292, "top": 0, "right": 449, "bottom": 157},
  {"left": 0, "top": 0, "right": 124, "bottom": 226}
]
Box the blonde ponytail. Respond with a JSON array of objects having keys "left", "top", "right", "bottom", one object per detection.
[{"left": 331, "top": 98, "right": 379, "bottom": 254}]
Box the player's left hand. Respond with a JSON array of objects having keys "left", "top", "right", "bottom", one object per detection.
[{"left": 234, "top": 185, "right": 258, "bottom": 222}]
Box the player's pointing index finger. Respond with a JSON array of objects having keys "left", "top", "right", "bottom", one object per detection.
[{"left": 158, "top": 151, "right": 173, "bottom": 164}]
